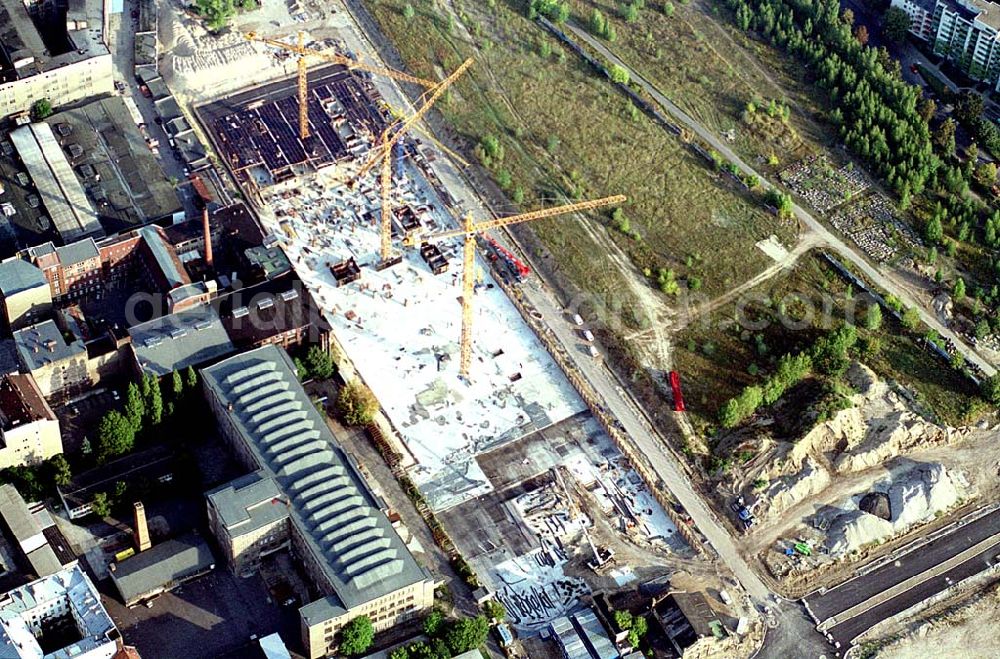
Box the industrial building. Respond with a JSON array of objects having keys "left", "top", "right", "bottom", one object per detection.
[
  {"left": 892, "top": 0, "right": 1000, "bottom": 88},
  {"left": 549, "top": 608, "right": 619, "bottom": 659},
  {"left": 109, "top": 531, "right": 216, "bottom": 607},
  {"left": 128, "top": 304, "right": 234, "bottom": 377},
  {"left": 45, "top": 96, "right": 183, "bottom": 227},
  {"left": 0, "top": 373, "right": 61, "bottom": 470},
  {"left": 201, "top": 346, "right": 435, "bottom": 659},
  {"left": 0, "top": 564, "right": 120, "bottom": 659},
  {"left": 9, "top": 122, "right": 104, "bottom": 244},
  {"left": 0, "top": 258, "right": 51, "bottom": 331},
  {"left": 215, "top": 273, "right": 330, "bottom": 352},
  {"left": 0, "top": 0, "right": 113, "bottom": 118}
]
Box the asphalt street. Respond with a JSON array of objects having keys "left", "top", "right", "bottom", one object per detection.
[{"left": 805, "top": 507, "right": 1000, "bottom": 649}]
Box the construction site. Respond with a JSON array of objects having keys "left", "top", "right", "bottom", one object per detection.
[{"left": 192, "top": 24, "right": 703, "bottom": 644}]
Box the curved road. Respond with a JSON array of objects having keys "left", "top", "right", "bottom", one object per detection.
[{"left": 563, "top": 21, "right": 996, "bottom": 379}]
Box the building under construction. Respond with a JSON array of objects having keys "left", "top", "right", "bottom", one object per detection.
[{"left": 196, "top": 65, "right": 390, "bottom": 187}]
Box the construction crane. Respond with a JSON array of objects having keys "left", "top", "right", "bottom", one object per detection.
[
  {"left": 244, "top": 31, "right": 441, "bottom": 140},
  {"left": 403, "top": 195, "right": 626, "bottom": 380},
  {"left": 350, "top": 57, "right": 474, "bottom": 263}
]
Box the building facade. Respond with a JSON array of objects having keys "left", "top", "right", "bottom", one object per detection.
[
  {"left": 0, "top": 373, "right": 62, "bottom": 469},
  {"left": 12, "top": 320, "right": 91, "bottom": 398},
  {"left": 892, "top": 0, "right": 1000, "bottom": 88},
  {"left": 201, "top": 346, "right": 435, "bottom": 659},
  {"left": 0, "top": 258, "right": 52, "bottom": 331}
]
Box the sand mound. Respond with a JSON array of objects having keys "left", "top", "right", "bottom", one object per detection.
[
  {"left": 761, "top": 457, "right": 831, "bottom": 520},
  {"left": 835, "top": 412, "right": 958, "bottom": 473},
  {"left": 825, "top": 463, "right": 962, "bottom": 556}
]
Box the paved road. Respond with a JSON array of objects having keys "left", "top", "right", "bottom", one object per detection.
[
  {"left": 564, "top": 22, "right": 996, "bottom": 379},
  {"left": 803, "top": 506, "right": 1000, "bottom": 650}
]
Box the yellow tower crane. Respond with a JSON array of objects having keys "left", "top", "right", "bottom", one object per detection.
[
  {"left": 244, "top": 31, "right": 441, "bottom": 140},
  {"left": 352, "top": 58, "right": 474, "bottom": 264},
  {"left": 403, "top": 195, "right": 626, "bottom": 380}
]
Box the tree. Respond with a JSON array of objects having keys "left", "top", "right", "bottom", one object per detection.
[
  {"left": 663, "top": 1, "right": 674, "bottom": 16},
  {"left": 974, "top": 161, "right": 998, "bottom": 189},
  {"left": 305, "top": 346, "right": 335, "bottom": 380},
  {"left": 955, "top": 91, "right": 984, "bottom": 126},
  {"left": 294, "top": 357, "right": 308, "bottom": 381},
  {"left": 589, "top": 9, "right": 607, "bottom": 37},
  {"left": 146, "top": 375, "right": 163, "bottom": 426},
  {"left": 608, "top": 64, "right": 630, "bottom": 85},
  {"left": 621, "top": 3, "right": 639, "bottom": 22},
  {"left": 882, "top": 6, "right": 911, "bottom": 43},
  {"left": 953, "top": 277, "right": 967, "bottom": 301},
  {"left": 49, "top": 455, "right": 71, "bottom": 487},
  {"left": 444, "top": 615, "right": 489, "bottom": 654},
  {"left": 339, "top": 616, "right": 374, "bottom": 656},
  {"left": 172, "top": 370, "right": 183, "bottom": 398},
  {"left": 863, "top": 303, "right": 883, "bottom": 331},
  {"left": 124, "top": 382, "right": 144, "bottom": 431},
  {"left": 925, "top": 214, "right": 943, "bottom": 243},
  {"left": 918, "top": 97, "right": 937, "bottom": 123},
  {"left": 91, "top": 492, "right": 111, "bottom": 518},
  {"left": 484, "top": 600, "right": 506, "bottom": 621},
  {"left": 185, "top": 365, "right": 198, "bottom": 389},
  {"left": 31, "top": 99, "right": 53, "bottom": 120},
  {"left": 423, "top": 609, "right": 444, "bottom": 636},
  {"left": 402, "top": 3, "right": 414, "bottom": 19},
  {"left": 96, "top": 411, "right": 136, "bottom": 463},
  {"left": 854, "top": 24, "right": 869, "bottom": 46},
  {"left": 195, "top": 0, "right": 235, "bottom": 31},
  {"left": 614, "top": 610, "right": 634, "bottom": 630},
  {"left": 389, "top": 649, "right": 410, "bottom": 659},
  {"left": 981, "top": 373, "right": 1000, "bottom": 404},
  {"left": 901, "top": 307, "right": 921, "bottom": 331},
  {"left": 335, "top": 381, "right": 380, "bottom": 426},
  {"left": 934, "top": 118, "right": 956, "bottom": 156}
]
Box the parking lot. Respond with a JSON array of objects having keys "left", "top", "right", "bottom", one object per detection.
[{"left": 103, "top": 566, "right": 300, "bottom": 659}]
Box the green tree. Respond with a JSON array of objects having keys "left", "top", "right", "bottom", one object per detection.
[
  {"left": 49, "top": 454, "right": 71, "bottom": 487},
  {"left": 91, "top": 492, "right": 111, "bottom": 518},
  {"left": 185, "top": 365, "right": 198, "bottom": 389},
  {"left": 663, "top": 1, "right": 674, "bottom": 16},
  {"left": 614, "top": 610, "right": 634, "bottom": 630},
  {"left": 484, "top": 599, "right": 506, "bottom": 621},
  {"left": 981, "top": 373, "right": 1000, "bottom": 404},
  {"left": 335, "top": 381, "right": 380, "bottom": 426},
  {"left": 423, "top": 609, "right": 444, "bottom": 636},
  {"left": 444, "top": 615, "right": 489, "bottom": 654},
  {"left": 589, "top": 9, "right": 607, "bottom": 36},
  {"left": 975, "top": 162, "right": 998, "bottom": 189},
  {"left": 955, "top": 91, "right": 985, "bottom": 126},
  {"left": 339, "top": 616, "right": 374, "bottom": 656},
  {"left": 124, "top": 382, "right": 144, "bottom": 431},
  {"left": 934, "top": 118, "right": 956, "bottom": 156},
  {"left": 953, "top": 277, "right": 967, "bottom": 301},
  {"left": 96, "top": 411, "right": 136, "bottom": 463},
  {"left": 925, "top": 214, "right": 943, "bottom": 243},
  {"left": 294, "top": 357, "right": 308, "bottom": 381},
  {"left": 901, "top": 307, "right": 921, "bottom": 331},
  {"left": 608, "top": 64, "right": 630, "bottom": 85},
  {"left": 146, "top": 375, "right": 163, "bottom": 426},
  {"left": 305, "top": 345, "right": 335, "bottom": 380},
  {"left": 622, "top": 3, "right": 639, "bottom": 22},
  {"left": 172, "top": 370, "right": 183, "bottom": 398},
  {"left": 389, "top": 648, "right": 410, "bottom": 659},
  {"left": 402, "top": 3, "right": 415, "bottom": 19},
  {"left": 863, "top": 303, "right": 882, "bottom": 331},
  {"left": 195, "top": 0, "right": 235, "bottom": 31},
  {"left": 31, "top": 99, "right": 53, "bottom": 120},
  {"left": 882, "top": 6, "right": 911, "bottom": 42}
]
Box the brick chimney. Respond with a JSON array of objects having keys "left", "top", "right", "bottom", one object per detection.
[
  {"left": 203, "top": 208, "right": 214, "bottom": 271},
  {"left": 133, "top": 502, "right": 151, "bottom": 552}
]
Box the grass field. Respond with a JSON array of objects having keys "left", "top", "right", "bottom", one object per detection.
[
  {"left": 674, "top": 252, "right": 986, "bottom": 431},
  {"left": 563, "top": 0, "right": 834, "bottom": 167},
  {"left": 360, "top": 0, "right": 796, "bottom": 312}
]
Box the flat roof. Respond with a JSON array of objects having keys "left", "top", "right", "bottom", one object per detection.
[
  {"left": 206, "top": 470, "right": 288, "bottom": 537},
  {"left": 9, "top": 124, "right": 104, "bottom": 244},
  {"left": 129, "top": 305, "right": 234, "bottom": 377},
  {"left": 46, "top": 97, "right": 181, "bottom": 226},
  {"left": 55, "top": 237, "right": 99, "bottom": 266},
  {"left": 0, "top": 258, "right": 46, "bottom": 298},
  {"left": 202, "top": 346, "right": 430, "bottom": 615},
  {"left": 215, "top": 273, "right": 329, "bottom": 349},
  {"left": 12, "top": 320, "right": 85, "bottom": 371},
  {"left": 0, "top": 485, "right": 41, "bottom": 547},
  {"left": 110, "top": 532, "right": 215, "bottom": 605}
]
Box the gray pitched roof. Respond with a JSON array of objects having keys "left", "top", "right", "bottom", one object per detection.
[
  {"left": 12, "top": 320, "right": 85, "bottom": 371},
  {"left": 0, "top": 259, "right": 47, "bottom": 297},
  {"left": 55, "top": 238, "right": 100, "bottom": 266},
  {"left": 201, "top": 346, "right": 429, "bottom": 612},
  {"left": 206, "top": 470, "right": 288, "bottom": 536},
  {"left": 110, "top": 532, "right": 215, "bottom": 605},
  {"left": 129, "top": 306, "right": 234, "bottom": 377}
]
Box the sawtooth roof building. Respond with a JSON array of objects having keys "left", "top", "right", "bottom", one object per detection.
[{"left": 201, "top": 345, "right": 434, "bottom": 659}]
